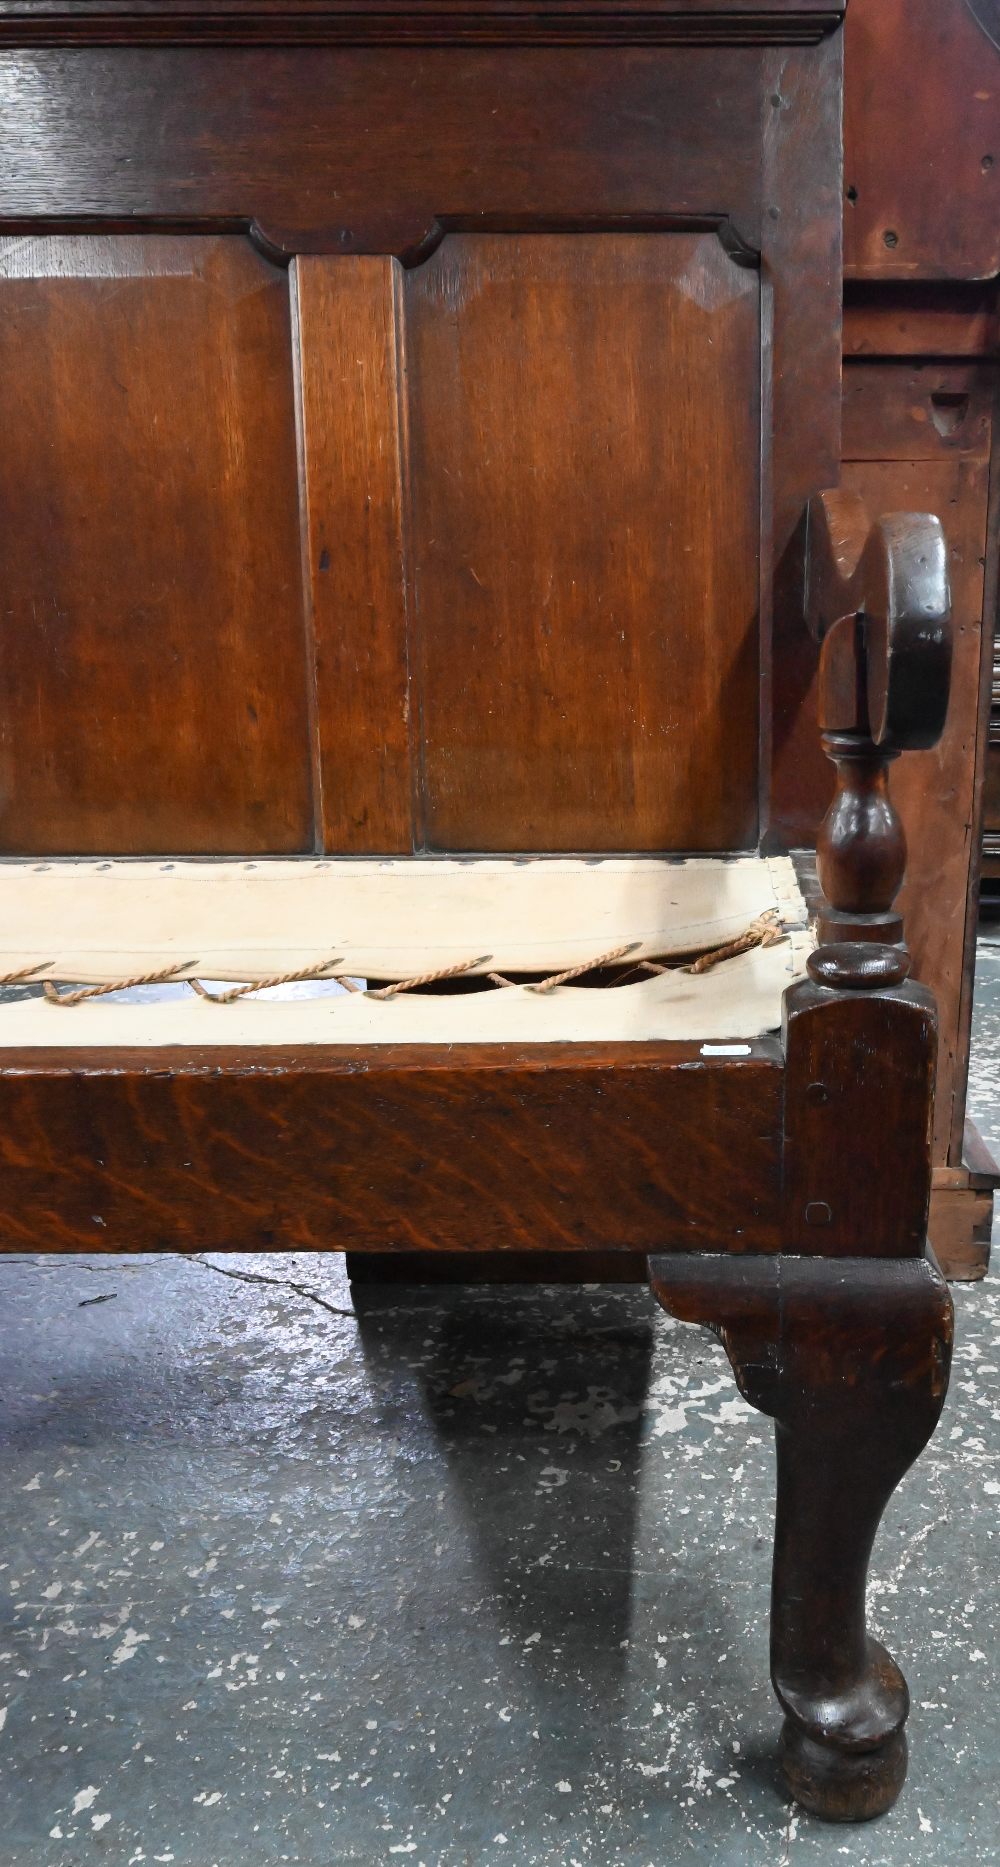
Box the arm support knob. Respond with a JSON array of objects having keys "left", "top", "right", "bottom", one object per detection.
[
  {"left": 806, "top": 488, "right": 952, "bottom": 750},
  {"left": 804, "top": 490, "right": 952, "bottom": 950}
]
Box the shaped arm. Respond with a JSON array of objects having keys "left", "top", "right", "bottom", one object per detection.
[
  {"left": 806, "top": 488, "right": 952, "bottom": 747},
  {"left": 804, "top": 489, "right": 953, "bottom": 947}
]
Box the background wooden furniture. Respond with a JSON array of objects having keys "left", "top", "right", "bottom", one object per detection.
[{"left": 843, "top": 0, "right": 1000, "bottom": 1277}]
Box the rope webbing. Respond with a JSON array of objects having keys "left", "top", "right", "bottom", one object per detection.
[{"left": 26, "top": 914, "right": 788, "bottom": 1005}]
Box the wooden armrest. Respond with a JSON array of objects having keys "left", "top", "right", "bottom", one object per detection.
[
  {"left": 804, "top": 490, "right": 953, "bottom": 950},
  {"left": 805, "top": 487, "right": 952, "bottom": 751}
]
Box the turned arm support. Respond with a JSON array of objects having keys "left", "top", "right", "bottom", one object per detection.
[{"left": 804, "top": 489, "right": 953, "bottom": 946}]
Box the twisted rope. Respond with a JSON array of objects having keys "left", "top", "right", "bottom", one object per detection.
[
  {"left": 528, "top": 942, "right": 639, "bottom": 993},
  {"left": 43, "top": 962, "right": 197, "bottom": 1006},
  {"left": 367, "top": 955, "right": 492, "bottom": 999},
  {"left": 0, "top": 962, "right": 54, "bottom": 987},
  {"left": 684, "top": 910, "right": 785, "bottom": 975},
  {"left": 27, "top": 913, "right": 789, "bottom": 1005},
  {"left": 190, "top": 957, "right": 347, "bottom": 1004}
]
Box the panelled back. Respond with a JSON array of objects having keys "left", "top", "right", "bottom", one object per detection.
[
  {"left": 0, "top": 14, "right": 845, "bottom": 859},
  {"left": 404, "top": 234, "right": 760, "bottom": 851},
  {"left": 0, "top": 235, "right": 312, "bottom": 854},
  {"left": 0, "top": 228, "right": 760, "bottom": 855}
]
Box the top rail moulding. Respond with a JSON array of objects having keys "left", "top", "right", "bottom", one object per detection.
[{"left": 0, "top": 1, "right": 850, "bottom": 49}]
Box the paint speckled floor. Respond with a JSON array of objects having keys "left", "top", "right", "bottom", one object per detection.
[{"left": 1, "top": 940, "right": 999, "bottom": 1866}]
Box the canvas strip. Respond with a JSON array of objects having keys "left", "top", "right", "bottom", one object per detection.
[
  {"left": 0, "top": 854, "right": 807, "bottom": 984},
  {"left": 0, "top": 932, "right": 812, "bottom": 1048}
]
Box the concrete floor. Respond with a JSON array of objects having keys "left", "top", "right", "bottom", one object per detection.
[{"left": 1, "top": 944, "right": 999, "bottom": 1865}]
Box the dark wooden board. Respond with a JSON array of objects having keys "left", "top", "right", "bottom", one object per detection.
[
  {"left": 0, "top": 1, "right": 847, "bottom": 48},
  {"left": 841, "top": 360, "right": 993, "bottom": 462},
  {"left": 0, "top": 48, "right": 762, "bottom": 252},
  {"left": 843, "top": 0, "right": 1000, "bottom": 284},
  {"left": 0, "top": 1043, "right": 783, "bottom": 1256},
  {"left": 293, "top": 255, "right": 412, "bottom": 852},
  {"left": 842, "top": 286, "right": 998, "bottom": 359},
  {"left": 783, "top": 979, "right": 937, "bottom": 1259}
]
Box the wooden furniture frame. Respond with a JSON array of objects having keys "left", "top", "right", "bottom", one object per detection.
[
  {"left": 348, "top": 0, "right": 1000, "bottom": 1287},
  {"left": 0, "top": 0, "right": 961, "bottom": 1822},
  {"left": 841, "top": 0, "right": 1000, "bottom": 1270}
]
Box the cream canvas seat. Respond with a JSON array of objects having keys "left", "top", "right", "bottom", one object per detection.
[{"left": 0, "top": 854, "right": 812, "bottom": 1047}]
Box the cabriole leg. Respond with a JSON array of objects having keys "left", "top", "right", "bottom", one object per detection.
[{"left": 648, "top": 1249, "right": 953, "bottom": 1821}]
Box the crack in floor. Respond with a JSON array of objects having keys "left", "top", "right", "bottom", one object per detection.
[
  {"left": 777, "top": 1798, "right": 802, "bottom": 1863},
  {"left": 0, "top": 1252, "right": 358, "bottom": 1322},
  {"left": 190, "top": 1253, "right": 355, "bottom": 1320}
]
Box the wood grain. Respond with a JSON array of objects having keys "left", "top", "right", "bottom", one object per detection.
[
  {"left": 929, "top": 1121, "right": 1000, "bottom": 1282},
  {"left": 770, "top": 0, "right": 999, "bottom": 844},
  {"left": 0, "top": 1042, "right": 784, "bottom": 1256},
  {"left": 293, "top": 255, "right": 412, "bottom": 851},
  {"left": 841, "top": 360, "right": 993, "bottom": 463},
  {"left": 832, "top": 4, "right": 1000, "bottom": 1275},
  {"left": 0, "top": 233, "right": 313, "bottom": 854},
  {"left": 404, "top": 231, "right": 761, "bottom": 850},
  {"left": 842, "top": 286, "right": 999, "bottom": 360},
  {"left": 0, "top": 47, "right": 762, "bottom": 254},
  {"left": 782, "top": 975, "right": 937, "bottom": 1257},
  {"left": 763, "top": 29, "right": 844, "bottom": 847},
  {"left": 929, "top": 1180, "right": 995, "bottom": 1282},
  {"left": 843, "top": 0, "right": 1000, "bottom": 282}
]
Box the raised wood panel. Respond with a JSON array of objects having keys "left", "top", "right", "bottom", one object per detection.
[
  {"left": 293, "top": 255, "right": 412, "bottom": 851},
  {"left": 0, "top": 233, "right": 313, "bottom": 854},
  {"left": 293, "top": 232, "right": 763, "bottom": 853},
  {"left": 404, "top": 231, "right": 761, "bottom": 851}
]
